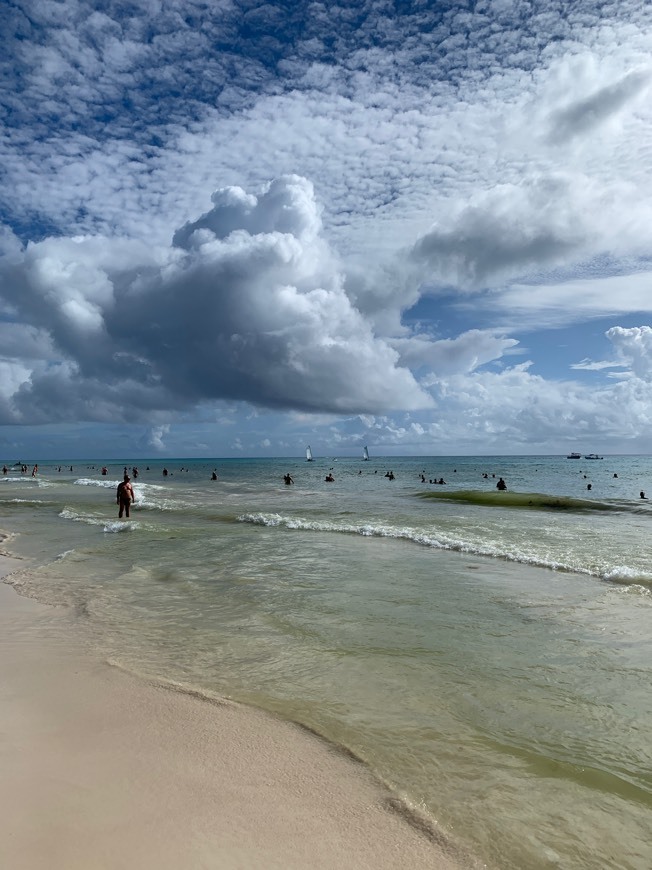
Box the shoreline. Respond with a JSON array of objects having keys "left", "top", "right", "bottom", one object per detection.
[{"left": 0, "top": 552, "right": 472, "bottom": 870}]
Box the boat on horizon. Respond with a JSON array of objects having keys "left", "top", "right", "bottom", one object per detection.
[
  {"left": 306, "top": 445, "right": 314, "bottom": 462},
  {"left": 566, "top": 452, "right": 582, "bottom": 459},
  {"left": 363, "top": 446, "right": 369, "bottom": 461},
  {"left": 584, "top": 453, "right": 604, "bottom": 460}
]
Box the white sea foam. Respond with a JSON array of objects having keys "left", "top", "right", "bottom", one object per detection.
[
  {"left": 134, "top": 495, "right": 193, "bottom": 511},
  {"left": 133, "top": 482, "right": 166, "bottom": 492},
  {"left": 617, "top": 584, "right": 652, "bottom": 597},
  {"left": 59, "top": 508, "right": 139, "bottom": 531},
  {"left": 602, "top": 566, "right": 652, "bottom": 587},
  {"left": 236, "top": 512, "right": 649, "bottom": 584},
  {"left": 74, "top": 477, "right": 120, "bottom": 488},
  {"left": 59, "top": 508, "right": 105, "bottom": 524},
  {"left": 103, "top": 521, "right": 139, "bottom": 533},
  {"left": 6, "top": 477, "right": 53, "bottom": 487},
  {"left": 59, "top": 506, "right": 158, "bottom": 533},
  {"left": 55, "top": 549, "right": 76, "bottom": 561},
  {"left": 73, "top": 480, "right": 169, "bottom": 512}
]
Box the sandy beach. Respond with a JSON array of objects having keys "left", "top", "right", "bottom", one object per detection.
[{"left": 0, "top": 553, "right": 470, "bottom": 870}]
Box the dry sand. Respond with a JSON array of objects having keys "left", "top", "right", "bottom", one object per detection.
[{"left": 0, "top": 554, "right": 473, "bottom": 870}]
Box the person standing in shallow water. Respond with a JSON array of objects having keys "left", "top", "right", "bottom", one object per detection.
[{"left": 117, "top": 475, "right": 135, "bottom": 518}]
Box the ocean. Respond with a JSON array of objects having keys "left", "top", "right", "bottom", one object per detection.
[{"left": 1, "top": 454, "right": 651, "bottom": 870}]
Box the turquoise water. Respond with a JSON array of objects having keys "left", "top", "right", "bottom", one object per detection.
[{"left": 1, "top": 454, "right": 651, "bottom": 869}]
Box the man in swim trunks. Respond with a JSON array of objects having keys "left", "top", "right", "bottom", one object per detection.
[{"left": 117, "top": 475, "right": 135, "bottom": 518}]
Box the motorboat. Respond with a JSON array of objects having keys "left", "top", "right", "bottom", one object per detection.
[
  {"left": 584, "top": 454, "right": 604, "bottom": 460},
  {"left": 566, "top": 452, "right": 582, "bottom": 459}
]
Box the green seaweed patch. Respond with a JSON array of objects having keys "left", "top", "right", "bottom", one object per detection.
[{"left": 418, "top": 490, "right": 618, "bottom": 512}]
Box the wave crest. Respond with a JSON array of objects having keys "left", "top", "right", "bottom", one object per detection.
[{"left": 236, "top": 512, "right": 652, "bottom": 587}]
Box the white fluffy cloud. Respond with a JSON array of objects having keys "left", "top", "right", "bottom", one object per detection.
[
  {"left": 142, "top": 424, "right": 170, "bottom": 452},
  {"left": 0, "top": 176, "right": 432, "bottom": 424},
  {"left": 606, "top": 326, "right": 652, "bottom": 381},
  {"left": 331, "top": 356, "right": 652, "bottom": 455},
  {"left": 391, "top": 330, "right": 519, "bottom": 376}
]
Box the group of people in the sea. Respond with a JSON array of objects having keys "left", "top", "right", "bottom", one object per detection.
[
  {"left": 423, "top": 475, "right": 447, "bottom": 484},
  {"left": 285, "top": 468, "right": 400, "bottom": 483},
  {"left": 5, "top": 460, "right": 652, "bottom": 521},
  {"left": 2, "top": 463, "right": 37, "bottom": 475}
]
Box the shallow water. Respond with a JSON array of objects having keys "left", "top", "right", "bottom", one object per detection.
[{"left": 2, "top": 455, "right": 651, "bottom": 869}]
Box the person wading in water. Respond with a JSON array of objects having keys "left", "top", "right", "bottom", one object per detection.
[{"left": 117, "top": 475, "right": 135, "bottom": 518}]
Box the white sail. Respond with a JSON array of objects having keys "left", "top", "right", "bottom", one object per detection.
[
  {"left": 363, "top": 446, "right": 369, "bottom": 461},
  {"left": 306, "top": 445, "right": 313, "bottom": 461}
]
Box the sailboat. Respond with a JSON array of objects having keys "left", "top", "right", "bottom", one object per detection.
[
  {"left": 306, "top": 445, "right": 314, "bottom": 462},
  {"left": 363, "top": 446, "right": 369, "bottom": 461}
]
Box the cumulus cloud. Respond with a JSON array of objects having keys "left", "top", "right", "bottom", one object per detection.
[
  {"left": 352, "top": 359, "right": 652, "bottom": 454},
  {"left": 142, "top": 424, "right": 170, "bottom": 452},
  {"left": 0, "top": 176, "right": 432, "bottom": 424},
  {"left": 606, "top": 326, "right": 652, "bottom": 381}
]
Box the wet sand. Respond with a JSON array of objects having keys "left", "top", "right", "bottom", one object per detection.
[{"left": 0, "top": 553, "right": 470, "bottom": 870}]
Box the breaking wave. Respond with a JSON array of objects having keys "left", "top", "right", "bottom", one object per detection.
[
  {"left": 59, "top": 508, "right": 141, "bottom": 531},
  {"left": 74, "top": 477, "right": 121, "bottom": 488},
  {"left": 103, "top": 521, "right": 140, "bottom": 533},
  {"left": 236, "top": 512, "right": 652, "bottom": 588}
]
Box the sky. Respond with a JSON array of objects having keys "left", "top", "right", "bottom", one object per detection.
[{"left": 2, "top": 0, "right": 652, "bottom": 459}]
